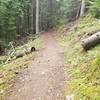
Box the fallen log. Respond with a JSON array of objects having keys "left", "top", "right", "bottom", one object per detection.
[
  {"left": 25, "top": 47, "right": 36, "bottom": 54},
  {"left": 14, "top": 47, "right": 36, "bottom": 58},
  {"left": 81, "top": 32, "right": 100, "bottom": 50},
  {"left": 14, "top": 50, "right": 25, "bottom": 58}
]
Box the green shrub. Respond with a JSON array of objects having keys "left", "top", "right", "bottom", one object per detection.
[{"left": 89, "top": 0, "right": 100, "bottom": 18}]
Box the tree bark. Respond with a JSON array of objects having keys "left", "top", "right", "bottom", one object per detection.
[
  {"left": 81, "top": 32, "right": 100, "bottom": 50},
  {"left": 31, "top": 0, "right": 34, "bottom": 34},
  {"left": 36, "top": 0, "right": 39, "bottom": 34},
  {"left": 80, "top": 0, "right": 85, "bottom": 16}
]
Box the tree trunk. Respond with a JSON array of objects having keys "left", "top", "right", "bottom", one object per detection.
[
  {"left": 81, "top": 32, "right": 100, "bottom": 50},
  {"left": 31, "top": 0, "right": 34, "bottom": 34},
  {"left": 47, "top": 0, "right": 54, "bottom": 29},
  {"left": 36, "top": 0, "right": 39, "bottom": 34},
  {"left": 80, "top": 0, "right": 85, "bottom": 16},
  {"left": 27, "top": 5, "right": 30, "bottom": 34}
]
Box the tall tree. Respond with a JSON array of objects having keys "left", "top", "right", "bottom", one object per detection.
[
  {"left": 80, "top": 0, "right": 85, "bottom": 16},
  {"left": 36, "top": 0, "right": 39, "bottom": 34}
]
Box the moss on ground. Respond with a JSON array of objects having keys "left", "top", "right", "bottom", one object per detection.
[{"left": 56, "top": 15, "right": 100, "bottom": 100}]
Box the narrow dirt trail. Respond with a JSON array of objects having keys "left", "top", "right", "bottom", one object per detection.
[{"left": 6, "top": 32, "right": 66, "bottom": 100}]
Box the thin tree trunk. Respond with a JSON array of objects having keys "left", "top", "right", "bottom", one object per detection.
[
  {"left": 80, "top": 0, "right": 85, "bottom": 16},
  {"left": 36, "top": 0, "right": 39, "bottom": 34},
  {"left": 27, "top": 5, "right": 30, "bottom": 34},
  {"left": 47, "top": 0, "right": 53, "bottom": 29},
  {"left": 31, "top": 0, "right": 34, "bottom": 33}
]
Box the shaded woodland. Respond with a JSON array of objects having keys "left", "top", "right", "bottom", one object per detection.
[{"left": 0, "top": 0, "right": 81, "bottom": 52}]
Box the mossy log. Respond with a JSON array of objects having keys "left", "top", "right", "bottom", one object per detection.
[
  {"left": 14, "top": 47, "right": 36, "bottom": 58},
  {"left": 81, "top": 32, "right": 100, "bottom": 50}
]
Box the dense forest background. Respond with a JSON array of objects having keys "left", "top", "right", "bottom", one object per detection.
[{"left": 0, "top": 0, "right": 100, "bottom": 52}]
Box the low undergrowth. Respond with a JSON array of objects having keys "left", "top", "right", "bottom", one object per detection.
[
  {"left": 56, "top": 15, "right": 100, "bottom": 100},
  {"left": 0, "top": 36, "right": 43, "bottom": 99}
]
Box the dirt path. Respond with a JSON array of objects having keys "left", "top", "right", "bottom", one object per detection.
[{"left": 6, "top": 32, "right": 66, "bottom": 100}]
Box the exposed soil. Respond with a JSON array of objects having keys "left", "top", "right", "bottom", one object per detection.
[{"left": 5, "top": 32, "right": 66, "bottom": 100}]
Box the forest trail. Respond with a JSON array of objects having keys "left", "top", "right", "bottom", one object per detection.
[{"left": 6, "top": 32, "right": 66, "bottom": 100}]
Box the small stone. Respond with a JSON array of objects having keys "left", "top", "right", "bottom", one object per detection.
[
  {"left": 41, "top": 72, "right": 45, "bottom": 75},
  {"left": 38, "top": 97, "right": 41, "bottom": 100},
  {"left": 48, "top": 60, "right": 50, "bottom": 62},
  {"left": 18, "top": 89, "right": 21, "bottom": 92}
]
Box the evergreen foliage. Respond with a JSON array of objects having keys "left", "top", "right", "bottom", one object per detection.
[
  {"left": 89, "top": 0, "right": 100, "bottom": 18},
  {"left": 0, "top": 0, "right": 100, "bottom": 51}
]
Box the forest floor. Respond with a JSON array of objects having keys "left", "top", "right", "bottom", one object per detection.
[{"left": 5, "top": 32, "right": 66, "bottom": 100}]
